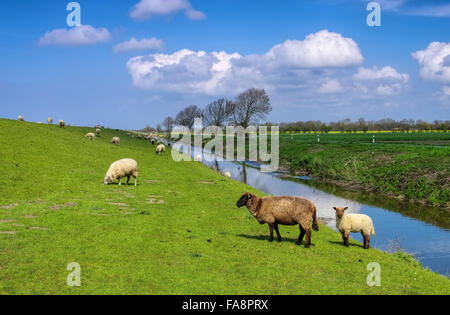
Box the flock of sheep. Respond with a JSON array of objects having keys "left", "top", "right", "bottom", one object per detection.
[{"left": 17, "top": 115, "right": 376, "bottom": 249}]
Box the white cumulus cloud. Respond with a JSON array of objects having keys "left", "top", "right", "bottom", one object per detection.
[
  {"left": 264, "top": 30, "right": 364, "bottom": 69},
  {"left": 113, "top": 37, "right": 163, "bottom": 53},
  {"left": 39, "top": 25, "right": 111, "bottom": 46},
  {"left": 126, "top": 30, "right": 365, "bottom": 95},
  {"left": 127, "top": 49, "right": 242, "bottom": 94},
  {"left": 130, "top": 0, "right": 205, "bottom": 20},
  {"left": 412, "top": 41, "right": 450, "bottom": 83},
  {"left": 353, "top": 66, "right": 409, "bottom": 96}
]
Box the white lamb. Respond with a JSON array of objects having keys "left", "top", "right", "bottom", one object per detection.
[
  {"left": 333, "top": 207, "right": 375, "bottom": 249},
  {"left": 194, "top": 154, "right": 202, "bottom": 162},
  {"left": 104, "top": 159, "right": 138, "bottom": 186},
  {"left": 156, "top": 144, "right": 166, "bottom": 155},
  {"left": 96, "top": 128, "right": 101, "bottom": 136},
  {"left": 85, "top": 133, "right": 95, "bottom": 140},
  {"left": 223, "top": 171, "right": 232, "bottom": 179},
  {"left": 111, "top": 137, "right": 120, "bottom": 145}
]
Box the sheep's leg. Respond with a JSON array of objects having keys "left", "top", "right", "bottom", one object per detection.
[
  {"left": 361, "top": 232, "right": 367, "bottom": 249},
  {"left": 274, "top": 223, "right": 282, "bottom": 243},
  {"left": 118, "top": 178, "right": 122, "bottom": 186},
  {"left": 342, "top": 231, "right": 350, "bottom": 247},
  {"left": 268, "top": 224, "right": 274, "bottom": 242},
  {"left": 364, "top": 234, "right": 371, "bottom": 249},
  {"left": 296, "top": 225, "right": 305, "bottom": 246},
  {"left": 126, "top": 176, "right": 130, "bottom": 185},
  {"left": 305, "top": 228, "right": 311, "bottom": 248},
  {"left": 134, "top": 176, "right": 137, "bottom": 187}
]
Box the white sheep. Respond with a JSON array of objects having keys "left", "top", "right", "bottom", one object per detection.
[
  {"left": 59, "top": 120, "right": 65, "bottom": 128},
  {"left": 47, "top": 117, "right": 53, "bottom": 124},
  {"left": 333, "top": 207, "right": 375, "bottom": 249},
  {"left": 223, "top": 171, "right": 232, "bottom": 179},
  {"left": 194, "top": 154, "right": 202, "bottom": 162},
  {"left": 18, "top": 116, "right": 24, "bottom": 121},
  {"left": 111, "top": 137, "right": 120, "bottom": 145},
  {"left": 85, "top": 133, "right": 95, "bottom": 140},
  {"left": 104, "top": 159, "right": 138, "bottom": 186},
  {"left": 96, "top": 128, "right": 101, "bottom": 136},
  {"left": 156, "top": 144, "right": 166, "bottom": 155}
]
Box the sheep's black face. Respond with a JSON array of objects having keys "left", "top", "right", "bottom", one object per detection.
[{"left": 236, "top": 193, "right": 252, "bottom": 208}]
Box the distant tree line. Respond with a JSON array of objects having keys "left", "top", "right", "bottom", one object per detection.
[
  {"left": 141, "top": 89, "right": 448, "bottom": 134},
  {"left": 268, "top": 118, "right": 450, "bottom": 134}
]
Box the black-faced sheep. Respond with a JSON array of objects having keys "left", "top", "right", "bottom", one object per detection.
[
  {"left": 104, "top": 159, "right": 138, "bottom": 186},
  {"left": 59, "top": 120, "right": 65, "bottom": 128},
  {"left": 111, "top": 137, "right": 120, "bottom": 145},
  {"left": 236, "top": 193, "right": 319, "bottom": 248},
  {"left": 156, "top": 144, "right": 166, "bottom": 155},
  {"left": 333, "top": 207, "right": 375, "bottom": 249}
]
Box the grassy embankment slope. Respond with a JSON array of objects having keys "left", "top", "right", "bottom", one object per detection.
[
  {"left": 0, "top": 119, "right": 449, "bottom": 294},
  {"left": 278, "top": 133, "right": 450, "bottom": 208}
]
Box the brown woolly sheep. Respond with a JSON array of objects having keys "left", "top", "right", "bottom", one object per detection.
[{"left": 236, "top": 193, "right": 319, "bottom": 248}]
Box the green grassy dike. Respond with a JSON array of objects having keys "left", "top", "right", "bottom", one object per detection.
[{"left": 0, "top": 118, "right": 449, "bottom": 295}]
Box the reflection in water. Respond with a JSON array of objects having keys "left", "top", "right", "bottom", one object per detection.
[{"left": 169, "top": 141, "right": 450, "bottom": 277}]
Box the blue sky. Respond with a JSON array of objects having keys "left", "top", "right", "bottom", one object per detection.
[{"left": 0, "top": 0, "right": 449, "bottom": 129}]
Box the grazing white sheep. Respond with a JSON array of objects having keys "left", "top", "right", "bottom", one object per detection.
[
  {"left": 194, "top": 155, "right": 202, "bottom": 162},
  {"left": 156, "top": 144, "right": 166, "bottom": 155},
  {"left": 18, "top": 116, "right": 24, "bottom": 121},
  {"left": 111, "top": 137, "right": 120, "bottom": 145},
  {"left": 223, "top": 171, "right": 232, "bottom": 179},
  {"left": 59, "top": 120, "right": 65, "bottom": 128},
  {"left": 104, "top": 159, "right": 138, "bottom": 186},
  {"left": 85, "top": 133, "right": 95, "bottom": 140},
  {"left": 333, "top": 207, "right": 375, "bottom": 249},
  {"left": 96, "top": 128, "right": 101, "bottom": 136},
  {"left": 47, "top": 117, "right": 53, "bottom": 124}
]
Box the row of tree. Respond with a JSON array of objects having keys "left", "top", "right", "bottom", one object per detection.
[
  {"left": 141, "top": 88, "right": 449, "bottom": 133},
  {"left": 270, "top": 118, "right": 450, "bottom": 133},
  {"left": 144, "top": 88, "right": 272, "bottom": 133}
]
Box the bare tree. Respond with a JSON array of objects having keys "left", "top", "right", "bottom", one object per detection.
[
  {"left": 231, "top": 88, "right": 272, "bottom": 128},
  {"left": 162, "top": 116, "right": 175, "bottom": 133},
  {"left": 175, "top": 105, "right": 203, "bottom": 129},
  {"left": 203, "top": 98, "right": 234, "bottom": 127}
]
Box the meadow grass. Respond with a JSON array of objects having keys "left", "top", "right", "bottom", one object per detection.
[
  {"left": 277, "top": 133, "right": 450, "bottom": 207},
  {"left": 0, "top": 119, "right": 449, "bottom": 295}
]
